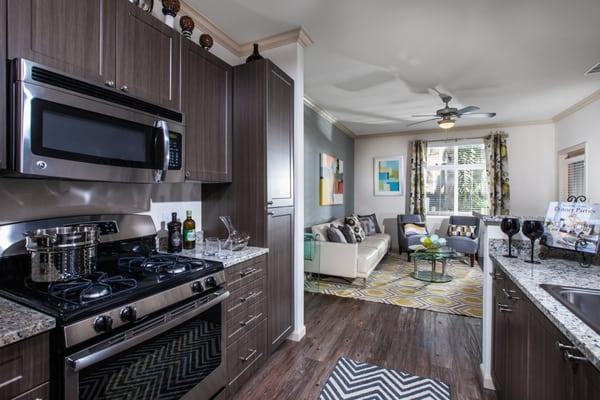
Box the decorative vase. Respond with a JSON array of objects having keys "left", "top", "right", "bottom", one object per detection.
[
  {"left": 161, "top": 0, "right": 180, "bottom": 28},
  {"left": 219, "top": 216, "right": 250, "bottom": 251},
  {"left": 246, "top": 43, "right": 264, "bottom": 63},
  {"left": 179, "top": 15, "right": 194, "bottom": 38},
  {"left": 199, "top": 34, "right": 214, "bottom": 50}
]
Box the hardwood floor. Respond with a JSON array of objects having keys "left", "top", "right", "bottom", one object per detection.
[{"left": 235, "top": 293, "right": 496, "bottom": 400}]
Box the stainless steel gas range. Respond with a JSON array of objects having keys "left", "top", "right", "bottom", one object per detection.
[{"left": 0, "top": 214, "right": 228, "bottom": 400}]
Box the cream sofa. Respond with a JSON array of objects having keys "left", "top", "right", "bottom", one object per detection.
[{"left": 305, "top": 218, "right": 391, "bottom": 284}]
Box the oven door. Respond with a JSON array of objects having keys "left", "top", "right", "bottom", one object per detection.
[
  {"left": 64, "top": 290, "right": 229, "bottom": 400},
  {"left": 12, "top": 77, "right": 184, "bottom": 183}
]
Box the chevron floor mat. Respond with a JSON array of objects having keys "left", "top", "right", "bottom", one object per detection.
[
  {"left": 304, "top": 253, "right": 482, "bottom": 318},
  {"left": 320, "top": 357, "right": 451, "bottom": 400}
]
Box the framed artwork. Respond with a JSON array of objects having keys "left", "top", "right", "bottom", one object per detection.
[
  {"left": 320, "top": 153, "right": 344, "bottom": 205},
  {"left": 374, "top": 156, "right": 403, "bottom": 196}
]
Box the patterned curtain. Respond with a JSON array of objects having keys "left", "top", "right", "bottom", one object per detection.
[
  {"left": 484, "top": 131, "right": 510, "bottom": 215},
  {"left": 408, "top": 140, "right": 427, "bottom": 216}
]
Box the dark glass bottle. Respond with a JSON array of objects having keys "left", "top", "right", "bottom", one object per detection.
[
  {"left": 167, "top": 212, "right": 182, "bottom": 253},
  {"left": 183, "top": 210, "right": 196, "bottom": 250},
  {"left": 246, "top": 43, "right": 263, "bottom": 63}
]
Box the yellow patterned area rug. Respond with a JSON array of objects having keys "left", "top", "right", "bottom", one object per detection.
[{"left": 304, "top": 253, "right": 483, "bottom": 318}]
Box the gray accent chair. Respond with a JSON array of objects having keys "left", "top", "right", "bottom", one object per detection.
[
  {"left": 445, "top": 215, "right": 480, "bottom": 267},
  {"left": 397, "top": 214, "right": 428, "bottom": 261}
]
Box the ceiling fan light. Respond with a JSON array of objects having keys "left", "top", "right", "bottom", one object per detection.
[{"left": 438, "top": 118, "right": 455, "bottom": 129}]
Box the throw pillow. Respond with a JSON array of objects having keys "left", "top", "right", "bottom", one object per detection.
[
  {"left": 358, "top": 216, "right": 377, "bottom": 236},
  {"left": 326, "top": 225, "right": 347, "bottom": 243},
  {"left": 338, "top": 225, "right": 357, "bottom": 243},
  {"left": 403, "top": 223, "right": 428, "bottom": 236},
  {"left": 345, "top": 215, "right": 366, "bottom": 242},
  {"left": 447, "top": 224, "right": 476, "bottom": 239},
  {"left": 358, "top": 214, "right": 382, "bottom": 233}
]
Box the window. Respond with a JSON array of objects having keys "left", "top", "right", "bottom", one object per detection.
[
  {"left": 424, "top": 141, "right": 489, "bottom": 215},
  {"left": 558, "top": 143, "right": 586, "bottom": 201}
]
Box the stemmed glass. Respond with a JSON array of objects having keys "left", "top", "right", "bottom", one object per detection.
[
  {"left": 521, "top": 220, "right": 545, "bottom": 264},
  {"left": 500, "top": 217, "right": 521, "bottom": 258}
]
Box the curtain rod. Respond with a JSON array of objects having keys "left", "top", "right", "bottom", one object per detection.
[{"left": 425, "top": 136, "right": 488, "bottom": 144}]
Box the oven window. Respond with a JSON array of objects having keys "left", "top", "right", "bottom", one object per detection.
[
  {"left": 78, "top": 304, "right": 222, "bottom": 400},
  {"left": 30, "top": 99, "right": 158, "bottom": 169}
]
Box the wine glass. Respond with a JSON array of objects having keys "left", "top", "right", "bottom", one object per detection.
[
  {"left": 521, "top": 220, "right": 545, "bottom": 264},
  {"left": 500, "top": 217, "right": 521, "bottom": 258}
]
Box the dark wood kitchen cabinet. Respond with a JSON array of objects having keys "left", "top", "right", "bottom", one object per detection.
[
  {"left": 491, "top": 261, "right": 600, "bottom": 400},
  {"left": 7, "top": 0, "right": 115, "bottom": 86},
  {"left": 182, "top": 39, "right": 232, "bottom": 182},
  {"left": 0, "top": 333, "right": 49, "bottom": 399},
  {"left": 1, "top": 0, "right": 6, "bottom": 170},
  {"left": 115, "top": 0, "right": 180, "bottom": 110}
]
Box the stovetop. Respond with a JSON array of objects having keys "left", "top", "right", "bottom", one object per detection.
[{"left": 0, "top": 249, "right": 223, "bottom": 324}]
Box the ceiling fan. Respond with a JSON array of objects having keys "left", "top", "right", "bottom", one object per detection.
[{"left": 408, "top": 90, "right": 496, "bottom": 129}]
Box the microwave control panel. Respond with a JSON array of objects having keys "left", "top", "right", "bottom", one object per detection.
[{"left": 168, "top": 133, "right": 182, "bottom": 170}]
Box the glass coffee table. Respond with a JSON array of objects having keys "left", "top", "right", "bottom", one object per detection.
[{"left": 408, "top": 245, "right": 462, "bottom": 283}]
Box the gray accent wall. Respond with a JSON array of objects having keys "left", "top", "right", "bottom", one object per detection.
[{"left": 304, "top": 105, "right": 354, "bottom": 227}]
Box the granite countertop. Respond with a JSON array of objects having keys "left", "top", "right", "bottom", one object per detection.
[
  {"left": 490, "top": 252, "right": 600, "bottom": 370},
  {"left": 0, "top": 296, "right": 56, "bottom": 348},
  {"left": 183, "top": 246, "right": 269, "bottom": 268},
  {"left": 473, "top": 212, "right": 544, "bottom": 226}
]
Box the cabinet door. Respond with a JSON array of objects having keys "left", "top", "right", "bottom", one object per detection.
[
  {"left": 7, "top": 0, "right": 115, "bottom": 85},
  {"left": 267, "top": 206, "right": 294, "bottom": 352},
  {"left": 1, "top": 0, "right": 6, "bottom": 170},
  {"left": 571, "top": 359, "right": 600, "bottom": 400},
  {"left": 115, "top": 0, "right": 180, "bottom": 109},
  {"left": 266, "top": 63, "right": 294, "bottom": 208},
  {"left": 182, "top": 39, "right": 232, "bottom": 182},
  {"left": 492, "top": 274, "right": 507, "bottom": 397},
  {"left": 503, "top": 282, "right": 529, "bottom": 400}
]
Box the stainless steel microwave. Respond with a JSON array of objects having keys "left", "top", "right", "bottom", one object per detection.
[{"left": 3, "top": 59, "right": 185, "bottom": 183}]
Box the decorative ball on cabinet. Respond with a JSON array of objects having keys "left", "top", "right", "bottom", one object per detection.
[
  {"left": 179, "top": 15, "right": 194, "bottom": 38},
  {"left": 199, "top": 34, "right": 214, "bottom": 50}
]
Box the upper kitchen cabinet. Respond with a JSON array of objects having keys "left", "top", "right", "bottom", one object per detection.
[
  {"left": 267, "top": 64, "right": 294, "bottom": 208},
  {"left": 115, "top": 0, "right": 180, "bottom": 110},
  {"left": 7, "top": 0, "right": 115, "bottom": 85},
  {"left": 182, "top": 39, "right": 232, "bottom": 182}
]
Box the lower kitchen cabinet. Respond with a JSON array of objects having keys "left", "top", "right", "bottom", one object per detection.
[
  {"left": 0, "top": 333, "right": 49, "bottom": 400},
  {"left": 491, "top": 262, "right": 600, "bottom": 400}
]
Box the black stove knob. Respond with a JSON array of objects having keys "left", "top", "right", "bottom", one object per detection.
[
  {"left": 120, "top": 306, "right": 137, "bottom": 323},
  {"left": 191, "top": 281, "right": 203, "bottom": 293},
  {"left": 94, "top": 315, "right": 113, "bottom": 333},
  {"left": 204, "top": 276, "right": 217, "bottom": 288}
]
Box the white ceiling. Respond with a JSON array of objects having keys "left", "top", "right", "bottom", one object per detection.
[{"left": 188, "top": 0, "right": 600, "bottom": 135}]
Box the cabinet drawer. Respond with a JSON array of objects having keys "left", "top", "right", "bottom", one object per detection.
[
  {"left": 227, "top": 300, "right": 266, "bottom": 344},
  {"left": 227, "top": 318, "right": 268, "bottom": 395},
  {"left": 0, "top": 333, "right": 49, "bottom": 399},
  {"left": 225, "top": 256, "right": 266, "bottom": 292},
  {"left": 225, "top": 277, "right": 266, "bottom": 318},
  {"left": 10, "top": 382, "right": 49, "bottom": 400}
]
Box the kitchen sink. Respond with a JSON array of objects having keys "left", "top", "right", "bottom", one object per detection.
[{"left": 541, "top": 284, "right": 600, "bottom": 335}]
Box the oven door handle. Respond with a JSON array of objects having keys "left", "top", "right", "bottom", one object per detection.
[
  {"left": 154, "top": 120, "right": 170, "bottom": 182},
  {"left": 65, "top": 290, "right": 229, "bottom": 372}
]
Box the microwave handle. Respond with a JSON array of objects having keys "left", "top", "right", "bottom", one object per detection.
[{"left": 154, "top": 120, "right": 170, "bottom": 181}]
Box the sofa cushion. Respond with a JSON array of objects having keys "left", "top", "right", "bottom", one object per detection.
[
  {"left": 345, "top": 215, "right": 366, "bottom": 242},
  {"left": 357, "top": 246, "right": 379, "bottom": 274},
  {"left": 358, "top": 214, "right": 382, "bottom": 234},
  {"left": 339, "top": 224, "right": 357, "bottom": 243},
  {"left": 326, "top": 225, "right": 347, "bottom": 243},
  {"left": 361, "top": 236, "right": 388, "bottom": 258},
  {"left": 368, "top": 233, "right": 391, "bottom": 249}
]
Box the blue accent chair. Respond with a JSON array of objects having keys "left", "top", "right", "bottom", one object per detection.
[
  {"left": 397, "top": 214, "right": 428, "bottom": 261},
  {"left": 445, "top": 215, "right": 480, "bottom": 267}
]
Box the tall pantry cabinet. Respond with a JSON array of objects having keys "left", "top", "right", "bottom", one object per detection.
[{"left": 202, "top": 59, "right": 295, "bottom": 354}]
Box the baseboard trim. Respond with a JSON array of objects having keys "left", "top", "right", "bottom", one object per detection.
[
  {"left": 480, "top": 363, "right": 496, "bottom": 390},
  {"left": 288, "top": 325, "right": 306, "bottom": 342}
]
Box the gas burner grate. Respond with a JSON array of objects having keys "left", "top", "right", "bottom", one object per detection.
[{"left": 118, "top": 253, "right": 208, "bottom": 279}]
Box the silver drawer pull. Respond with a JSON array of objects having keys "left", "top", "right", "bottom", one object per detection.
[
  {"left": 556, "top": 341, "right": 577, "bottom": 352},
  {"left": 564, "top": 351, "right": 587, "bottom": 363},
  {"left": 497, "top": 303, "right": 512, "bottom": 312},
  {"left": 502, "top": 288, "right": 520, "bottom": 300},
  {"left": 489, "top": 272, "right": 504, "bottom": 280},
  {"left": 240, "top": 313, "right": 262, "bottom": 327},
  {"left": 0, "top": 375, "right": 23, "bottom": 389},
  {"left": 240, "top": 268, "right": 258, "bottom": 277},
  {"left": 240, "top": 349, "right": 257, "bottom": 362},
  {"left": 240, "top": 291, "right": 259, "bottom": 303}
]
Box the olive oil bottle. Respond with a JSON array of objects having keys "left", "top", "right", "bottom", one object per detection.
[{"left": 183, "top": 210, "right": 196, "bottom": 250}]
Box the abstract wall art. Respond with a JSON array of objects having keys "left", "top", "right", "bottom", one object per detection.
[
  {"left": 374, "top": 156, "right": 403, "bottom": 196},
  {"left": 320, "top": 153, "right": 344, "bottom": 205}
]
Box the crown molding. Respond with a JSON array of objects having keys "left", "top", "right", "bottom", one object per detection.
[
  {"left": 354, "top": 119, "right": 554, "bottom": 139},
  {"left": 552, "top": 89, "right": 600, "bottom": 123},
  {"left": 181, "top": 1, "right": 312, "bottom": 58},
  {"left": 304, "top": 96, "right": 356, "bottom": 138}
]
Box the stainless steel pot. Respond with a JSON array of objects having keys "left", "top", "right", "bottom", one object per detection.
[{"left": 25, "top": 225, "right": 99, "bottom": 282}]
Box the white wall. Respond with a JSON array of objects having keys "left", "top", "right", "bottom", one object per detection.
[
  {"left": 555, "top": 98, "right": 600, "bottom": 202},
  {"left": 354, "top": 123, "right": 557, "bottom": 249}
]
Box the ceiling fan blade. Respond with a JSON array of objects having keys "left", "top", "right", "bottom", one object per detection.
[
  {"left": 459, "top": 112, "right": 496, "bottom": 119},
  {"left": 407, "top": 118, "right": 439, "bottom": 127},
  {"left": 410, "top": 114, "right": 438, "bottom": 118},
  {"left": 457, "top": 106, "right": 480, "bottom": 114}
]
